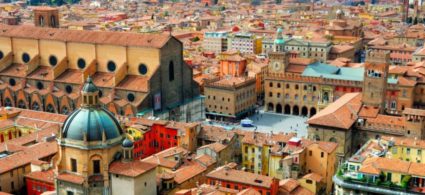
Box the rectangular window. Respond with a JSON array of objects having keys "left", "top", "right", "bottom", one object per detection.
[
  {"left": 418, "top": 150, "right": 422, "bottom": 155},
  {"left": 71, "top": 158, "right": 77, "bottom": 172},
  {"left": 67, "top": 191, "right": 74, "bottom": 195},
  {"left": 407, "top": 148, "right": 411, "bottom": 155},
  {"left": 11, "top": 182, "right": 14, "bottom": 190},
  {"left": 392, "top": 147, "right": 397, "bottom": 154},
  {"left": 93, "top": 160, "right": 100, "bottom": 174},
  {"left": 309, "top": 151, "right": 312, "bottom": 156},
  {"left": 321, "top": 152, "right": 324, "bottom": 158}
]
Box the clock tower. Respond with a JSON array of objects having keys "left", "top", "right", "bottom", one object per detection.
[
  {"left": 268, "top": 27, "right": 289, "bottom": 74},
  {"left": 268, "top": 52, "right": 289, "bottom": 74}
]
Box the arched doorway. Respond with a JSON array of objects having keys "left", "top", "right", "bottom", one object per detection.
[
  {"left": 293, "top": 105, "right": 299, "bottom": 115},
  {"left": 310, "top": 107, "right": 317, "bottom": 117},
  {"left": 276, "top": 104, "right": 282, "bottom": 113},
  {"left": 267, "top": 103, "right": 274, "bottom": 112},
  {"left": 301, "top": 106, "right": 308, "bottom": 116},
  {"left": 284, "top": 104, "right": 291, "bottom": 114}
]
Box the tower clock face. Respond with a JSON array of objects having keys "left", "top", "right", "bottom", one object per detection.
[{"left": 273, "top": 61, "right": 281, "bottom": 71}]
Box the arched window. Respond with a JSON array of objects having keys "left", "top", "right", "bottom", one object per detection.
[
  {"left": 39, "top": 16, "right": 44, "bottom": 27},
  {"left": 286, "top": 84, "right": 290, "bottom": 89},
  {"left": 46, "top": 104, "right": 55, "bottom": 113},
  {"left": 269, "top": 82, "right": 273, "bottom": 87},
  {"left": 329, "top": 137, "right": 337, "bottom": 143},
  {"left": 169, "top": 61, "right": 175, "bottom": 81},
  {"left": 285, "top": 94, "right": 290, "bottom": 100},
  {"left": 277, "top": 83, "right": 281, "bottom": 88},
  {"left": 61, "top": 106, "right": 69, "bottom": 115},
  {"left": 32, "top": 102, "right": 40, "bottom": 111},
  {"left": 391, "top": 100, "right": 396, "bottom": 109},
  {"left": 17, "top": 100, "right": 26, "bottom": 109},
  {"left": 313, "top": 135, "right": 320, "bottom": 141},
  {"left": 4, "top": 98, "right": 12, "bottom": 107},
  {"left": 295, "top": 84, "right": 299, "bottom": 90},
  {"left": 51, "top": 15, "right": 56, "bottom": 27}
]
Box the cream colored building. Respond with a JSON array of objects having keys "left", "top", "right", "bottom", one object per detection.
[{"left": 204, "top": 77, "right": 256, "bottom": 121}]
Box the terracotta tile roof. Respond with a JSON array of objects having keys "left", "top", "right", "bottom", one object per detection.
[
  {"left": 0, "top": 24, "right": 171, "bottom": 48},
  {"left": 302, "top": 173, "right": 323, "bottom": 182},
  {"left": 330, "top": 44, "right": 354, "bottom": 54},
  {"left": 397, "top": 76, "right": 416, "bottom": 86},
  {"left": 27, "top": 66, "right": 54, "bottom": 81},
  {"left": 301, "top": 140, "right": 338, "bottom": 154},
  {"left": 198, "top": 142, "right": 227, "bottom": 153},
  {"left": 174, "top": 161, "right": 207, "bottom": 184},
  {"left": 92, "top": 72, "right": 115, "bottom": 88},
  {"left": 109, "top": 161, "right": 157, "bottom": 177},
  {"left": 290, "top": 187, "right": 314, "bottom": 195},
  {"left": 361, "top": 157, "right": 410, "bottom": 175},
  {"left": 237, "top": 130, "right": 295, "bottom": 147},
  {"left": 0, "top": 141, "right": 57, "bottom": 174},
  {"left": 0, "top": 64, "right": 27, "bottom": 77},
  {"left": 116, "top": 75, "right": 149, "bottom": 92},
  {"left": 285, "top": 64, "right": 307, "bottom": 74},
  {"left": 403, "top": 108, "right": 425, "bottom": 116},
  {"left": 206, "top": 166, "right": 276, "bottom": 189},
  {"left": 198, "top": 125, "right": 235, "bottom": 143},
  {"left": 237, "top": 188, "right": 261, "bottom": 195},
  {"left": 57, "top": 173, "right": 85, "bottom": 185},
  {"left": 408, "top": 162, "right": 425, "bottom": 177},
  {"left": 381, "top": 136, "right": 425, "bottom": 150},
  {"left": 358, "top": 106, "right": 380, "bottom": 118},
  {"left": 307, "top": 93, "right": 362, "bottom": 129},
  {"left": 195, "top": 154, "right": 216, "bottom": 167},
  {"left": 141, "top": 146, "right": 189, "bottom": 169},
  {"left": 25, "top": 169, "right": 54, "bottom": 184},
  {"left": 55, "top": 69, "right": 84, "bottom": 84},
  {"left": 279, "top": 178, "right": 299, "bottom": 192}
]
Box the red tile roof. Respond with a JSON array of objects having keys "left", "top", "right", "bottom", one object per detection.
[
  {"left": 109, "top": 161, "right": 157, "bottom": 177},
  {"left": 25, "top": 169, "right": 54, "bottom": 184},
  {"left": 0, "top": 24, "right": 171, "bottom": 48},
  {"left": 57, "top": 173, "right": 85, "bottom": 185},
  {"left": 307, "top": 93, "right": 362, "bottom": 129}
]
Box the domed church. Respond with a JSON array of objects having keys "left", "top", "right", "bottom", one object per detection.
[{"left": 55, "top": 77, "right": 125, "bottom": 195}]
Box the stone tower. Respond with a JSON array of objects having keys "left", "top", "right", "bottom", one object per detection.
[
  {"left": 362, "top": 50, "right": 390, "bottom": 113},
  {"left": 33, "top": 7, "right": 59, "bottom": 28},
  {"left": 268, "top": 28, "right": 289, "bottom": 74}
]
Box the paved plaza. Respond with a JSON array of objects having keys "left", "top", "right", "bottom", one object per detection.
[{"left": 204, "top": 110, "right": 309, "bottom": 138}]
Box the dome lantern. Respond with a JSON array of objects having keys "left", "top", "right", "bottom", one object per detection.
[{"left": 81, "top": 76, "right": 100, "bottom": 107}]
